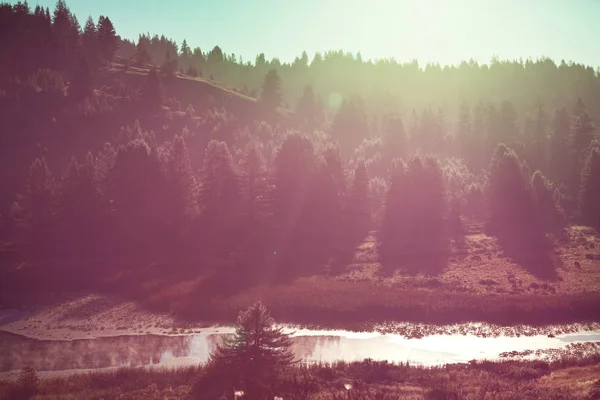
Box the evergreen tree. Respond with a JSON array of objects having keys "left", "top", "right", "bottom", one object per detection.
[
  {"left": 487, "top": 144, "right": 536, "bottom": 233},
  {"left": 548, "top": 107, "right": 571, "bottom": 186},
  {"left": 238, "top": 142, "right": 271, "bottom": 269},
  {"left": 134, "top": 37, "right": 151, "bottom": 66},
  {"left": 530, "top": 102, "right": 548, "bottom": 173},
  {"left": 579, "top": 142, "right": 600, "bottom": 228},
  {"left": 259, "top": 68, "right": 282, "bottom": 110},
  {"left": 382, "top": 115, "right": 407, "bottom": 161},
  {"left": 345, "top": 161, "right": 371, "bottom": 248},
  {"left": 296, "top": 84, "right": 319, "bottom": 129},
  {"left": 12, "top": 158, "right": 58, "bottom": 257},
  {"left": 197, "top": 140, "right": 242, "bottom": 258},
  {"left": 69, "top": 55, "right": 92, "bottom": 101},
  {"left": 81, "top": 16, "right": 99, "bottom": 66},
  {"left": 52, "top": 0, "right": 80, "bottom": 70},
  {"left": 143, "top": 68, "right": 162, "bottom": 110},
  {"left": 161, "top": 50, "right": 177, "bottom": 77},
  {"left": 531, "top": 170, "right": 564, "bottom": 231},
  {"left": 167, "top": 135, "right": 198, "bottom": 227},
  {"left": 272, "top": 134, "right": 315, "bottom": 261},
  {"left": 108, "top": 135, "right": 168, "bottom": 255},
  {"left": 208, "top": 302, "right": 295, "bottom": 399},
  {"left": 301, "top": 148, "right": 347, "bottom": 264},
  {"left": 330, "top": 96, "right": 369, "bottom": 156},
  {"left": 57, "top": 154, "right": 105, "bottom": 257},
  {"left": 570, "top": 102, "right": 597, "bottom": 190},
  {"left": 96, "top": 15, "right": 117, "bottom": 63},
  {"left": 456, "top": 102, "right": 472, "bottom": 161}
]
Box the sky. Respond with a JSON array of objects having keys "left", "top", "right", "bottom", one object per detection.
[{"left": 32, "top": 0, "right": 600, "bottom": 68}]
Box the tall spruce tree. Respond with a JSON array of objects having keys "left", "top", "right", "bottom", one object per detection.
[
  {"left": 259, "top": 68, "right": 282, "bottom": 110},
  {"left": 548, "top": 107, "right": 571, "bottom": 186},
  {"left": 345, "top": 161, "right": 371, "bottom": 248},
  {"left": 206, "top": 302, "right": 295, "bottom": 399},
  {"left": 579, "top": 142, "right": 600, "bottom": 228}
]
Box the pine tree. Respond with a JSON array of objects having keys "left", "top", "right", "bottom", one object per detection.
[
  {"left": 238, "top": 142, "right": 271, "bottom": 269},
  {"left": 167, "top": 135, "right": 198, "bottom": 226},
  {"left": 579, "top": 142, "right": 600, "bottom": 228},
  {"left": 52, "top": 0, "right": 80, "bottom": 70},
  {"left": 296, "top": 84, "right": 319, "bottom": 129},
  {"left": 570, "top": 102, "right": 597, "bottom": 191},
  {"left": 57, "top": 154, "right": 105, "bottom": 257},
  {"left": 96, "top": 15, "right": 117, "bottom": 63},
  {"left": 259, "top": 68, "right": 282, "bottom": 110},
  {"left": 143, "top": 68, "right": 162, "bottom": 110},
  {"left": 301, "top": 148, "right": 347, "bottom": 263},
  {"left": 161, "top": 49, "right": 177, "bottom": 77},
  {"left": 208, "top": 302, "right": 295, "bottom": 399},
  {"left": 69, "top": 55, "right": 92, "bottom": 101},
  {"left": 81, "top": 16, "right": 99, "bottom": 66},
  {"left": 345, "top": 161, "right": 371, "bottom": 247},
  {"left": 530, "top": 102, "right": 548, "bottom": 173},
  {"left": 456, "top": 102, "right": 472, "bottom": 161},
  {"left": 108, "top": 135, "right": 168, "bottom": 254},
  {"left": 12, "top": 158, "right": 58, "bottom": 257},
  {"left": 134, "top": 37, "right": 151, "bottom": 66},
  {"left": 382, "top": 115, "right": 407, "bottom": 161},
  {"left": 330, "top": 96, "right": 369, "bottom": 156},
  {"left": 531, "top": 170, "right": 564, "bottom": 231},
  {"left": 272, "top": 134, "right": 315, "bottom": 260},
  {"left": 488, "top": 144, "right": 536, "bottom": 233},
  {"left": 197, "top": 141, "right": 242, "bottom": 258},
  {"left": 548, "top": 107, "right": 571, "bottom": 186}
]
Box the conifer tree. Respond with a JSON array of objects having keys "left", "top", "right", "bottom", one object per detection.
[
  {"left": 570, "top": 102, "right": 597, "bottom": 189},
  {"left": 57, "top": 154, "right": 105, "bottom": 257},
  {"left": 330, "top": 96, "right": 369, "bottom": 156},
  {"left": 456, "top": 102, "right": 472, "bottom": 161},
  {"left": 208, "top": 302, "right": 295, "bottom": 399},
  {"left": 259, "top": 68, "right": 282, "bottom": 110},
  {"left": 69, "top": 55, "right": 92, "bottom": 101},
  {"left": 345, "top": 161, "right": 371, "bottom": 247},
  {"left": 82, "top": 16, "right": 99, "bottom": 66},
  {"left": 296, "top": 84, "right": 319, "bottom": 129},
  {"left": 531, "top": 170, "right": 564, "bottom": 231},
  {"left": 548, "top": 107, "right": 571, "bottom": 186},
  {"left": 488, "top": 144, "right": 536, "bottom": 233},
  {"left": 197, "top": 141, "right": 242, "bottom": 257},
  {"left": 272, "top": 134, "right": 315, "bottom": 261},
  {"left": 579, "top": 142, "right": 600, "bottom": 228},
  {"left": 167, "top": 135, "right": 198, "bottom": 226},
  {"left": 12, "top": 158, "right": 58, "bottom": 256},
  {"left": 96, "top": 15, "right": 117, "bottom": 63},
  {"left": 382, "top": 115, "right": 408, "bottom": 161}
]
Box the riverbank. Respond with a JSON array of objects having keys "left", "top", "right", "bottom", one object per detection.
[
  {"left": 2, "top": 292, "right": 600, "bottom": 342},
  {"left": 2, "top": 356, "right": 600, "bottom": 399}
]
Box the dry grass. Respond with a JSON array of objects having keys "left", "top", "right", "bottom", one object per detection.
[{"left": 156, "top": 226, "right": 600, "bottom": 327}]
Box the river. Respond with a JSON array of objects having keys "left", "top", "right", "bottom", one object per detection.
[{"left": 1, "top": 327, "right": 599, "bottom": 376}]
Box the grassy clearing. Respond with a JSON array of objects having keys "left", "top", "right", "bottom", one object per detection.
[
  {"left": 2, "top": 227, "right": 599, "bottom": 332},
  {"left": 142, "top": 226, "right": 600, "bottom": 328}
]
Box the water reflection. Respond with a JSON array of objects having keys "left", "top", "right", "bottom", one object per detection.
[{"left": 1, "top": 328, "right": 598, "bottom": 373}]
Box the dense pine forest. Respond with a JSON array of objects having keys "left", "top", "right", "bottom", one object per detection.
[{"left": 0, "top": 0, "right": 599, "bottom": 297}]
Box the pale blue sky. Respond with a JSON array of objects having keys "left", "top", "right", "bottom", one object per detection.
[{"left": 32, "top": 0, "right": 600, "bottom": 67}]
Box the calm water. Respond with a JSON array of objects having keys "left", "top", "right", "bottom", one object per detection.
[{"left": 1, "top": 328, "right": 599, "bottom": 374}]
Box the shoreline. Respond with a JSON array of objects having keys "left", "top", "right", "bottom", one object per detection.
[{"left": 1, "top": 293, "right": 599, "bottom": 342}]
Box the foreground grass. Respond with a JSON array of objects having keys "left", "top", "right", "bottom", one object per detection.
[{"left": 2, "top": 356, "right": 600, "bottom": 399}]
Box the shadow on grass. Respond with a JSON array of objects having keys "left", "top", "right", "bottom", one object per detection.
[{"left": 492, "top": 227, "right": 560, "bottom": 281}]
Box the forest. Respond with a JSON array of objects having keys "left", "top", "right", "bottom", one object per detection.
[{"left": 0, "top": 0, "right": 599, "bottom": 317}]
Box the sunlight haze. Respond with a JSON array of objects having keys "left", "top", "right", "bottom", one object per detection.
[{"left": 34, "top": 0, "right": 600, "bottom": 67}]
